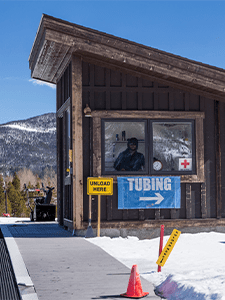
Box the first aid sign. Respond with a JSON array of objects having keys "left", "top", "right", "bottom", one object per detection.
[{"left": 87, "top": 177, "right": 113, "bottom": 195}]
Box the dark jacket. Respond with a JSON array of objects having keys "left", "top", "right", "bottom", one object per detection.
[{"left": 114, "top": 148, "right": 145, "bottom": 171}]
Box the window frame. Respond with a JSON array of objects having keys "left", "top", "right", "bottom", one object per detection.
[
  {"left": 101, "top": 118, "right": 148, "bottom": 175},
  {"left": 92, "top": 110, "right": 205, "bottom": 183},
  {"left": 150, "top": 119, "right": 196, "bottom": 176}
]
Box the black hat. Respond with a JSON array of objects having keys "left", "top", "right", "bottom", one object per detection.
[{"left": 127, "top": 137, "right": 138, "bottom": 149}]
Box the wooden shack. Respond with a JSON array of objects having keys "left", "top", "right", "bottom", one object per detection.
[{"left": 29, "top": 14, "right": 225, "bottom": 237}]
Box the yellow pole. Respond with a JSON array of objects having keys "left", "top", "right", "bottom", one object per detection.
[{"left": 97, "top": 194, "right": 101, "bottom": 237}]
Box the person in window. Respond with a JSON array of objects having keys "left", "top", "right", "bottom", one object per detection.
[{"left": 114, "top": 137, "right": 145, "bottom": 171}]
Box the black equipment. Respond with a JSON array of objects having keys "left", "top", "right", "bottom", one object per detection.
[{"left": 24, "top": 184, "right": 56, "bottom": 222}]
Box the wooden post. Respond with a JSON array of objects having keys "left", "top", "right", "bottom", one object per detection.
[
  {"left": 71, "top": 55, "right": 83, "bottom": 230},
  {"left": 201, "top": 182, "right": 207, "bottom": 218},
  {"left": 215, "top": 100, "right": 222, "bottom": 219},
  {"left": 186, "top": 184, "right": 192, "bottom": 219}
]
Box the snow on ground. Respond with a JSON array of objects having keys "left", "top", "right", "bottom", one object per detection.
[
  {"left": 0, "top": 217, "right": 30, "bottom": 224},
  {"left": 88, "top": 232, "right": 225, "bottom": 300},
  {"left": 1, "top": 217, "right": 224, "bottom": 299}
]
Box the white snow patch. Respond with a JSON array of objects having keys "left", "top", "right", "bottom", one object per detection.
[
  {"left": 88, "top": 233, "right": 225, "bottom": 299},
  {"left": 2, "top": 124, "right": 56, "bottom": 133}
]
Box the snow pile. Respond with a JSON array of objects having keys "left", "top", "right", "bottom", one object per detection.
[{"left": 88, "top": 233, "right": 225, "bottom": 299}]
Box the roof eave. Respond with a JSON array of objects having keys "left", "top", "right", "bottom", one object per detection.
[{"left": 29, "top": 14, "right": 225, "bottom": 101}]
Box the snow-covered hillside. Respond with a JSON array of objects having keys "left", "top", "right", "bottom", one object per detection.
[{"left": 0, "top": 113, "right": 56, "bottom": 176}]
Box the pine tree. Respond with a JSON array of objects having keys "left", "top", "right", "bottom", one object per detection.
[
  {"left": 7, "top": 182, "right": 27, "bottom": 217},
  {"left": 9, "top": 172, "right": 29, "bottom": 217},
  {"left": 0, "top": 175, "right": 5, "bottom": 216},
  {"left": 12, "top": 172, "right": 20, "bottom": 191},
  {"left": 6, "top": 196, "right": 12, "bottom": 216}
]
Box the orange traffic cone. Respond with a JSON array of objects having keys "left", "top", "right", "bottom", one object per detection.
[{"left": 120, "top": 265, "right": 149, "bottom": 298}]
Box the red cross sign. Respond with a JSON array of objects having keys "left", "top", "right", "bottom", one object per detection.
[{"left": 179, "top": 158, "right": 192, "bottom": 171}]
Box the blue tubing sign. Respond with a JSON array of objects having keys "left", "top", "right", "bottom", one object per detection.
[{"left": 118, "top": 176, "right": 180, "bottom": 209}]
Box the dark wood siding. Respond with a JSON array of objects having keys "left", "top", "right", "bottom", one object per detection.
[
  {"left": 221, "top": 102, "right": 225, "bottom": 218},
  {"left": 81, "top": 61, "right": 223, "bottom": 222},
  {"left": 56, "top": 63, "right": 72, "bottom": 225}
]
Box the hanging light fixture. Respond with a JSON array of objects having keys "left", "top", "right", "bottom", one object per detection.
[{"left": 84, "top": 104, "right": 92, "bottom": 117}]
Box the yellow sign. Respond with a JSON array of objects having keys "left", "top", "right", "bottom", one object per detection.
[
  {"left": 156, "top": 229, "right": 181, "bottom": 267},
  {"left": 87, "top": 177, "right": 113, "bottom": 195}
]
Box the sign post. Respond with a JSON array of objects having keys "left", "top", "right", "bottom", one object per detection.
[
  {"left": 158, "top": 225, "right": 164, "bottom": 272},
  {"left": 97, "top": 195, "right": 101, "bottom": 237},
  {"left": 85, "top": 194, "right": 95, "bottom": 238},
  {"left": 156, "top": 229, "right": 181, "bottom": 267},
  {"left": 87, "top": 177, "right": 113, "bottom": 237}
]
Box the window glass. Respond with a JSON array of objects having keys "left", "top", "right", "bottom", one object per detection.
[
  {"left": 103, "top": 121, "right": 146, "bottom": 173},
  {"left": 152, "top": 121, "right": 193, "bottom": 172}
]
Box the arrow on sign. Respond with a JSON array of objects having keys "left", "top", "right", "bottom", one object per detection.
[{"left": 139, "top": 193, "right": 164, "bottom": 205}]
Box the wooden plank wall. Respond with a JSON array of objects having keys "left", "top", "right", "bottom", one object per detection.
[
  {"left": 81, "top": 61, "right": 223, "bottom": 222},
  {"left": 220, "top": 102, "right": 225, "bottom": 218},
  {"left": 56, "top": 63, "right": 73, "bottom": 225}
]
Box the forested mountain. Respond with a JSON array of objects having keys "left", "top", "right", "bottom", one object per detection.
[{"left": 0, "top": 113, "right": 56, "bottom": 177}]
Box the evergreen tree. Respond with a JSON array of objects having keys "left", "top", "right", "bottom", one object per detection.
[
  {"left": 7, "top": 182, "right": 27, "bottom": 217},
  {"left": 12, "top": 172, "right": 20, "bottom": 191},
  {"left": 0, "top": 175, "right": 5, "bottom": 215},
  {"left": 6, "top": 195, "right": 12, "bottom": 215},
  {"left": 20, "top": 186, "right": 30, "bottom": 218}
]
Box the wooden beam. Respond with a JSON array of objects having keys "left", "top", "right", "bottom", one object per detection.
[
  {"left": 186, "top": 184, "right": 192, "bottom": 219},
  {"left": 83, "top": 218, "right": 225, "bottom": 231},
  {"left": 169, "top": 89, "right": 180, "bottom": 220},
  {"left": 71, "top": 55, "right": 83, "bottom": 230},
  {"left": 91, "top": 110, "right": 205, "bottom": 119},
  {"left": 153, "top": 83, "right": 160, "bottom": 220},
  {"left": 122, "top": 73, "right": 126, "bottom": 110},
  {"left": 106, "top": 69, "right": 110, "bottom": 110},
  {"left": 106, "top": 196, "right": 113, "bottom": 221},
  {"left": 56, "top": 85, "right": 63, "bottom": 225},
  {"left": 92, "top": 117, "right": 102, "bottom": 177},
  {"left": 43, "top": 28, "right": 225, "bottom": 93},
  {"left": 215, "top": 101, "right": 222, "bottom": 218},
  {"left": 201, "top": 182, "right": 207, "bottom": 218},
  {"left": 193, "top": 116, "right": 205, "bottom": 183}
]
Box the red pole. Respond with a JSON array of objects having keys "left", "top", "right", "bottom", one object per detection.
[{"left": 158, "top": 224, "right": 164, "bottom": 272}]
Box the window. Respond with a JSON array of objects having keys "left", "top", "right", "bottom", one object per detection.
[
  {"left": 102, "top": 120, "right": 147, "bottom": 174},
  {"left": 92, "top": 111, "right": 204, "bottom": 183},
  {"left": 151, "top": 120, "right": 195, "bottom": 175},
  {"left": 102, "top": 119, "right": 195, "bottom": 175}
]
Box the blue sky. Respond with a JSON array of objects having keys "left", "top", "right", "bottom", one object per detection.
[{"left": 0, "top": 0, "right": 225, "bottom": 124}]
